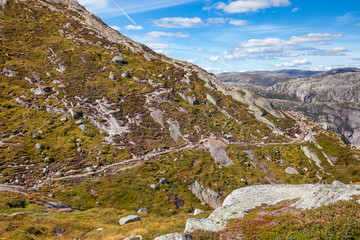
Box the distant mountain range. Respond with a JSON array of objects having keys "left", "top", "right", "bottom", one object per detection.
[{"left": 218, "top": 68, "right": 360, "bottom": 145}]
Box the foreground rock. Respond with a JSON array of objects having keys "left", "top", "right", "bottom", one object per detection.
[
  {"left": 154, "top": 233, "right": 192, "bottom": 240},
  {"left": 119, "top": 215, "right": 141, "bottom": 225},
  {"left": 185, "top": 182, "right": 360, "bottom": 232}
]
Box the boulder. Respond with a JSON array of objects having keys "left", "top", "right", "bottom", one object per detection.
[
  {"left": 112, "top": 55, "right": 124, "bottom": 63},
  {"left": 60, "top": 116, "right": 67, "bottom": 122},
  {"left": 55, "top": 171, "right": 63, "bottom": 178},
  {"left": 154, "top": 233, "right": 192, "bottom": 240},
  {"left": 109, "top": 72, "right": 115, "bottom": 80},
  {"left": 137, "top": 208, "right": 148, "bottom": 213},
  {"left": 150, "top": 184, "right": 158, "bottom": 190},
  {"left": 75, "top": 119, "right": 84, "bottom": 125},
  {"left": 43, "top": 201, "right": 71, "bottom": 210},
  {"left": 123, "top": 234, "right": 142, "bottom": 240},
  {"left": 285, "top": 167, "right": 299, "bottom": 175},
  {"left": 185, "top": 183, "right": 360, "bottom": 233},
  {"left": 35, "top": 143, "right": 42, "bottom": 149},
  {"left": 119, "top": 215, "right": 141, "bottom": 225},
  {"left": 78, "top": 124, "right": 88, "bottom": 131},
  {"left": 188, "top": 180, "right": 221, "bottom": 209},
  {"left": 159, "top": 177, "right": 169, "bottom": 184}
]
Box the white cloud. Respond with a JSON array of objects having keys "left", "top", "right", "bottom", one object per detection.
[
  {"left": 308, "top": 65, "right": 332, "bottom": 71},
  {"left": 229, "top": 19, "right": 248, "bottom": 26},
  {"left": 187, "top": 58, "right": 199, "bottom": 64},
  {"left": 274, "top": 59, "right": 311, "bottom": 67},
  {"left": 209, "top": 0, "right": 291, "bottom": 14},
  {"left": 224, "top": 33, "right": 343, "bottom": 60},
  {"left": 145, "top": 31, "right": 189, "bottom": 38},
  {"left": 125, "top": 25, "right": 143, "bottom": 30},
  {"left": 208, "top": 56, "right": 220, "bottom": 62},
  {"left": 153, "top": 17, "right": 203, "bottom": 28},
  {"left": 204, "top": 67, "right": 224, "bottom": 73},
  {"left": 206, "top": 18, "right": 227, "bottom": 24},
  {"left": 291, "top": 7, "right": 299, "bottom": 12},
  {"left": 311, "top": 47, "right": 348, "bottom": 56},
  {"left": 356, "top": 23, "right": 360, "bottom": 26},
  {"left": 154, "top": 49, "right": 171, "bottom": 55},
  {"left": 111, "top": 26, "right": 121, "bottom": 31},
  {"left": 147, "top": 43, "right": 169, "bottom": 49}
]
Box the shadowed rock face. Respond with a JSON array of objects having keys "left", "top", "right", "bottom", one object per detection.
[{"left": 185, "top": 182, "right": 360, "bottom": 233}]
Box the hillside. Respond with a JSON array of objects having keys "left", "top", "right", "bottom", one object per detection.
[{"left": 1, "top": 0, "right": 360, "bottom": 239}]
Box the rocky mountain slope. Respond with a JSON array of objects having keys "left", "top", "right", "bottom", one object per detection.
[
  {"left": 219, "top": 69, "right": 360, "bottom": 146},
  {"left": 1, "top": 0, "right": 360, "bottom": 239}
]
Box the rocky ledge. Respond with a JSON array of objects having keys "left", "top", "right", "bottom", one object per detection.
[{"left": 185, "top": 182, "right": 360, "bottom": 233}]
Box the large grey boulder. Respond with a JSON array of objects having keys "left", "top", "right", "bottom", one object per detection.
[
  {"left": 119, "top": 215, "right": 141, "bottom": 225},
  {"left": 154, "top": 233, "right": 192, "bottom": 240},
  {"left": 185, "top": 183, "right": 360, "bottom": 233}
]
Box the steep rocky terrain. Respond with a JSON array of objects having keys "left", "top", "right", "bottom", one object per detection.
[
  {"left": 219, "top": 69, "right": 360, "bottom": 146},
  {"left": 1, "top": 0, "right": 360, "bottom": 239}
]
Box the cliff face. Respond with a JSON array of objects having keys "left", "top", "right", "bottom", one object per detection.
[{"left": 1, "top": 1, "right": 360, "bottom": 239}]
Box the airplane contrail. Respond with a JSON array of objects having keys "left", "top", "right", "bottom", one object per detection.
[{"left": 109, "top": 0, "right": 137, "bottom": 25}]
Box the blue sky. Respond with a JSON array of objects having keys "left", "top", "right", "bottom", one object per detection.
[{"left": 78, "top": 0, "right": 360, "bottom": 73}]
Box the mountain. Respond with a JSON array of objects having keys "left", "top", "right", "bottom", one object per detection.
[
  {"left": 218, "top": 68, "right": 360, "bottom": 87},
  {"left": 1, "top": 1, "right": 360, "bottom": 239},
  {"left": 219, "top": 69, "right": 360, "bottom": 146}
]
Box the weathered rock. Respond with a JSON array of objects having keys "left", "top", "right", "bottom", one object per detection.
[
  {"left": 159, "top": 177, "right": 169, "bottom": 184},
  {"left": 205, "top": 139, "right": 234, "bottom": 166},
  {"left": 123, "top": 234, "right": 142, "bottom": 240},
  {"left": 78, "top": 124, "right": 88, "bottom": 131},
  {"left": 188, "top": 180, "right": 221, "bottom": 209},
  {"left": 60, "top": 116, "right": 67, "bottom": 122},
  {"left": 206, "top": 94, "right": 218, "bottom": 106},
  {"left": 0, "top": 0, "right": 7, "bottom": 8},
  {"left": 154, "top": 233, "right": 192, "bottom": 240},
  {"left": 112, "top": 55, "right": 124, "bottom": 63},
  {"left": 301, "top": 146, "right": 322, "bottom": 168},
  {"left": 143, "top": 53, "right": 151, "bottom": 61},
  {"left": 55, "top": 171, "right": 63, "bottom": 178},
  {"left": 285, "top": 167, "right": 299, "bottom": 175},
  {"left": 167, "top": 120, "right": 183, "bottom": 142},
  {"left": 109, "top": 71, "right": 115, "bottom": 80},
  {"left": 35, "top": 143, "right": 42, "bottom": 149},
  {"left": 121, "top": 72, "right": 130, "bottom": 78},
  {"left": 75, "top": 119, "right": 84, "bottom": 125},
  {"left": 179, "top": 93, "right": 199, "bottom": 105},
  {"left": 185, "top": 183, "right": 360, "bottom": 233},
  {"left": 119, "top": 215, "right": 141, "bottom": 225},
  {"left": 193, "top": 209, "right": 204, "bottom": 215},
  {"left": 150, "top": 184, "right": 158, "bottom": 190},
  {"left": 43, "top": 201, "right": 71, "bottom": 210},
  {"left": 137, "top": 208, "right": 148, "bottom": 213}
]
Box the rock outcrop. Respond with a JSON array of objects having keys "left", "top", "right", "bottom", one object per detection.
[
  {"left": 185, "top": 183, "right": 360, "bottom": 233},
  {"left": 188, "top": 180, "right": 221, "bottom": 209},
  {"left": 119, "top": 215, "right": 141, "bottom": 225}
]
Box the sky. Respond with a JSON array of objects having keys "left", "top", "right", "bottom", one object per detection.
[{"left": 78, "top": 0, "right": 360, "bottom": 73}]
